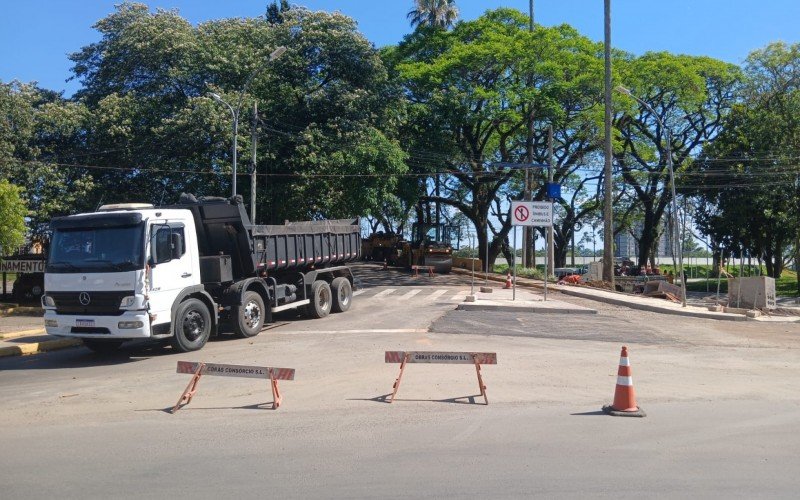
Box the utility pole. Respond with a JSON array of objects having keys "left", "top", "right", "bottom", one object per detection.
[
  {"left": 250, "top": 101, "right": 258, "bottom": 223},
  {"left": 524, "top": 1, "right": 535, "bottom": 269},
  {"left": 602, "top": 0, "right": 614, "bottom": 285},
  {"left": 547, "top": 124, "right": 554, "bottom": 278},
  {"left": 529, "top": 0, "right": 534, "bottom": 29}
]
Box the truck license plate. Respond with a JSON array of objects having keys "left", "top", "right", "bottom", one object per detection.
[{"left": 76, "top": 319, "right": 95, "bottom": 327}]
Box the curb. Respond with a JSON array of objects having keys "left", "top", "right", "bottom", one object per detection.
[
  {"left": 0, "top": 306, "right": 44, "bottom": 317},
  {"left": 450, "top": 268, "right": 754, "bottom": 322},
  {"left": 0, "top": 338, "right": 82, "bottom": 358},
  {"left": 556, "top": 287, "right": 748, "bottom": 322},
  {"left": 0, "top": 328, "right": 46, "bottom": 340},
  {"left": 456, "top": 303, "right": 597, "bottom": 314}
]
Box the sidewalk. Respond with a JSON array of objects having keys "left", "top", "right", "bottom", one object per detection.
[
  {"left": 0, "top": 307, "right": 82, "bottom": 357},
  {"left": 452, "top": 269, "right": 800, "bottom": 323},
  {"left": 455, "top": 286, "right": 597, "bottom": 315}
]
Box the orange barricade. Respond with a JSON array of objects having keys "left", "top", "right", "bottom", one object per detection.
[
  {"left": 385, "top": 351, "right": 497, "bottom": 404},
  {"left": 171, "top": 361, "right": 295, "bottom": 413},
  {"left": 411, "top": 265, "right": 435, "bottom": 277}
]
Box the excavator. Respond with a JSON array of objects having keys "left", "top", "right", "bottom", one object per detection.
[{"left": 395, "top": 222, "right": 459, "bottom": 274}]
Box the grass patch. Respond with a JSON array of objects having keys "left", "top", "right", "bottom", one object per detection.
[
  {"left": 493, "top": 264, "right": 551, "bottom": 281},
  {"left": 680, "top": 268, "right": 799, "bottom": 298}
]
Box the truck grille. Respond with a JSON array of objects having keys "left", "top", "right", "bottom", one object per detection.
[{"left": 50, "top": 291, "right": 132, "bottom": 316}]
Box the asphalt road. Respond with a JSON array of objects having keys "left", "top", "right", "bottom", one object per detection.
[{"left": 1, "top": 262, "right": 799, "bottom": 498}]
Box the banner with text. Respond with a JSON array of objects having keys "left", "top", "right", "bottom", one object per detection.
[
  {"left": 176, "top": 361, "right": 295, "bottom": 380},
  {"left": 385, "top": 351, "right": 497, "bottom": 365}
]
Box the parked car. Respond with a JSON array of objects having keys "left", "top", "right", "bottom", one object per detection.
[{"left": 12, "top": 272, "right": 44, "bottom": 303}]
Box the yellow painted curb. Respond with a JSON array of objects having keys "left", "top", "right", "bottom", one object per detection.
[
  {"left": 0, "top": 338, "right": 82, "bottom": 358},
  {"left": 0, "top": 306, "right": 44, "bottom": 317},
  {"left": 0, "top": 328, "right": 46, "bottom": 340}
]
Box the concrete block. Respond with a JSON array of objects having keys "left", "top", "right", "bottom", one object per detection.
[
  {"left": 643, "top": 280, "right": 683, "bottom": 299},
  {"left": 727, "top": 276, "right": 776, "bottom": 309}
]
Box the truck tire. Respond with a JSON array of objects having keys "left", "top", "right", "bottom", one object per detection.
[
  {"left": 330, "top": 277, "right": 352, "bottom": 313},
  {"left": 171, "top": 298, "right": 211, "bottom": 352},
  {"left": 232, "top": 291, "right": 265, "bottom": 338},
  {"left": 83, "top": 339, "right": 124, "bottom": 354},
  {"left": 306, "top": 280, "right": 332, "bottom": 319}
]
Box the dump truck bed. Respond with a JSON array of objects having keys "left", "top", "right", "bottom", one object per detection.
[{"left": 252, "top": 219, "right": 361, "bottom": 272}]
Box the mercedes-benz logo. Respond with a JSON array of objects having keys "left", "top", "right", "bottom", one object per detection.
[{"left": 79, "top": 292, "right": 91, "bottom": 306}]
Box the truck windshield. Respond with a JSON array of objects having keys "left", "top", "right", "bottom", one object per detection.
[{"left": 47, "top": 224, "right": 144, "bottom": 273}]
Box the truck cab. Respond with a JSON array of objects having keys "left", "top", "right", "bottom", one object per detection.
[{"left": 42, "top": 204, "right": 208, "bottom": 353}]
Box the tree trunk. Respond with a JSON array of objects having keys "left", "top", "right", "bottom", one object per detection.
[{"left": 636, "top": 217, "right": 659, "bottom": 268}]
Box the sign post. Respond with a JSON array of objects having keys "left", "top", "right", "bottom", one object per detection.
[{"left": 511, "top": 201, "right": 554, "bottom": 300}]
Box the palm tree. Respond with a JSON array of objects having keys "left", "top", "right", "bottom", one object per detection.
[{"left": 407, "top": 0, "right": 459, "bottom": 29}]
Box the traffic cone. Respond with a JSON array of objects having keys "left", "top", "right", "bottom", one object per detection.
[
  {"left": 503, "top": 272, "right": 513, "bottom": 289},
  {"left": 602, "top": 346, "right": 646, "bottom": 417}
]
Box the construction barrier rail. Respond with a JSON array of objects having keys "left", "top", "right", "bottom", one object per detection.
[
  {"left": 411, "top": 265, "right": 436, "bottom": 277},
  {"left": 171, "top": 361, "right": 295, "bottom": 413},
  {"left": 385, "top": 351, "right": 497, "bottom": 404}
]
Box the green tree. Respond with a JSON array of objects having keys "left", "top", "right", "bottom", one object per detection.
[
  {"left": 614, "top": 52, "right": 741, "bottom": 268},
  {"left": 390, "top": 9, "right": 605, "bottom": 267},
  {"left": 67, "top": 3, "right": 407, "bottom": 222},
  {"left": 407, "top": 0, "right": 459, "bottom": 29},
  {"left": 688, "top": 42, "right": 800, "bottom": 279},
  {"left": 0, "top": 180, "right": 27, "bottom": 255},
  {"left": 0, "top": 81, "right": 93, "bottom": 234}
]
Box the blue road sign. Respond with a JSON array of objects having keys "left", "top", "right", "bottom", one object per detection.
[{"left": 546, "top": 182, "right": 561, "bottom": 200}]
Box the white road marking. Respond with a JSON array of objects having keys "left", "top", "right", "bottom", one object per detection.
[
  {"left": 398, "top": 289, "right": 422, "bottom": 300},
  {"left": 275, "top": 329, "right": 428, "bottom": 335},
  {"left": 373, "top": 288, "right": 397, "bottom": 298},
  {"left": 427, "top": 289, "right": 449, "bottom": 301},
  {"left": 450, "top": 291, "right": 470, "bottom": 301},
  {"left": 353, "top": 290, "right": 366, "bottom": 296}
]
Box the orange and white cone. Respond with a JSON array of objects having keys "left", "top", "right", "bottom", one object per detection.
[
  {"left": 503, "top": 272, "right": 513, "bottom": 289},
  {"left": 602, "top": 346, "right": 646, "bottom": 417}
]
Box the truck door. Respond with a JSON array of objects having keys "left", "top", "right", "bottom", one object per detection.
[{"left": 148, "top": 223, "right": 194, "bottom": 327}]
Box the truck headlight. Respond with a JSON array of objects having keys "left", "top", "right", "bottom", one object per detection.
[
  {"left": 45, "top": 319, "right": 58, "bottom": 327},
  {"left": 120, "top": 296, "right": 135, "bottom": 308},
  {"left": 42, "top": 295, "right": 55, "bottom": 307},
  {"left": 118, "top": 321, "right": 144, "bottom": 329}
]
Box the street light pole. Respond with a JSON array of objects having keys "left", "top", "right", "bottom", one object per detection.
[
  {"left": 616, "top": 85, "right": 687, "bottom": 307},
  {"left": 209, "top": 93, "right": 238, "bottom": 198},
  {"left": 209, "top": 46, "right": 286, "bottom": 202},
  {"left": 602, "top": 0, "right": 615, "bottom": 287}
]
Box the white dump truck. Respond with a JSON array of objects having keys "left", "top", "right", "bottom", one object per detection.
[{"left": 42, "top": 194, "right": 360, "bottom": 353}]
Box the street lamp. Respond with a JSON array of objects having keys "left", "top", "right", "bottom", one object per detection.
[
  {"left": 209, "top": 46, "right": 286, "bottom": 201},
  {"left": 615, "top": 85, "right": 687, "bottom": 307}
]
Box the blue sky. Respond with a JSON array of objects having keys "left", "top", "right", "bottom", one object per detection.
[{"left": 1, "top": 0, "right": 799, "bottom": 96}]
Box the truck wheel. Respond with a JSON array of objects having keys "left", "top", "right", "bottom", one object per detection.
[
  {"left": 306, "top": 280, "right": 332, "bottom": 319},
  {"left": 331, "top": 277, "right": 352, "bottom": 313},
  {"left": 171, "top": 298, "right": 211, "bottom": 352},
  {"left": 233, "top": 291, "right": 265, "bottom": 338},
  {"left": 83, "top": 339, "right": 123, "bottom": 354}
]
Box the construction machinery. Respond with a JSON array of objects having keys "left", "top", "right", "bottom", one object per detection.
[
  {"left": 361, "top": 231, "right": 400, "bottom": 263},
  {"left": 396, "top": 222, "right": 459, "bottom": 274}
]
